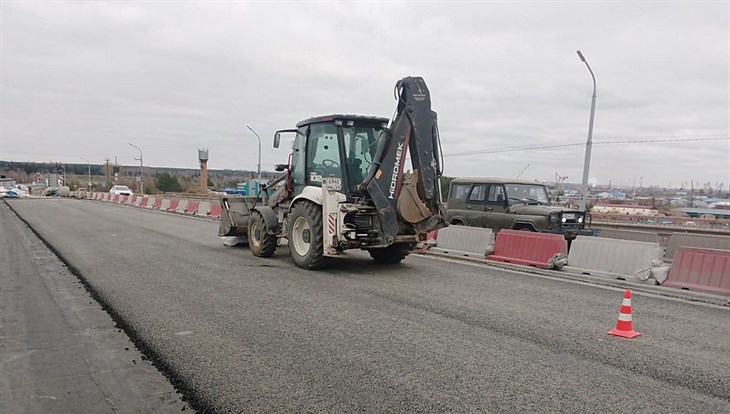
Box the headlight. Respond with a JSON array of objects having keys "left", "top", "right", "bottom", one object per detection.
[
  {"left": 578, "top": 216, "right": 584, "bottom": 223},
  {"left": 561, "top": 217, "right": 567, "bottom": 223}
]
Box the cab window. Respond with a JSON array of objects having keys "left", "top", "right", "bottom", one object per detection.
[
  {"left": 467, "top": 184, "right": 487, "bottom": 203},
  {"left": 488, "top": 184, "right": 506, "bottom": 204},
  {"left": 306, "top": 123, "right": 342, "bottom": 184},
  {"left": 449, "top": 184, "right": 471, "bottom": 201},
  {"left": 343, "top": 126, "right": 381, "bottom": 191}
]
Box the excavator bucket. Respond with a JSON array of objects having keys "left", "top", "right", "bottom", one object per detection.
[{"left": 218, "top": 196, "right": 256, "bottom": 237}]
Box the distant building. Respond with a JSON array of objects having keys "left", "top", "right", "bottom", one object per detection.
[
  {"left": 591, "top": 204, "right": 658, "bottom": 216},
  {"left": 597, "top": 191, "right": 627, "bottom": 200},
  {"left": 681, "top": 208, "right": 730, "bottom": 220},
  {"left": 0, "top": 176, "right": 16, "bottom": 188}
]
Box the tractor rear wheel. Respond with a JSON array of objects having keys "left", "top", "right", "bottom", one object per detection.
[
  {"left": 368, "top": 244, "right": 410, "bottom": 264},
  {"left": 248, "top": 210, "right": 277, "bottom": 257},
  {"left": 288, "top": 201, "right": 327, "bottom": 269}
]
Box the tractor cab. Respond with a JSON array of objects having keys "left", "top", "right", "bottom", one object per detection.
[{"left": 275, "top": 115, "right": 389, "bottom": 199}]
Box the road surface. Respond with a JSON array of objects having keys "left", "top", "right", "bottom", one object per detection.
[{"left": 5, "top": 198, "right": 730, "bottom": 413}]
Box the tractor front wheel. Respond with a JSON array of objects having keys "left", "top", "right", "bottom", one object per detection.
[
  {"left": 288, "top": 201, "right": 327, "bottom": 269},
  {"left": 248, "top": 210, "right": 277, "bottom": 257}
]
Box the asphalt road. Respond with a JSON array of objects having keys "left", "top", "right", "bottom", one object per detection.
[
  {"left": 0, "top": 202, "right": 188, "bottom": 413},
  {"left": 5, "top": 198, "right": 730, "bottom": 413}
]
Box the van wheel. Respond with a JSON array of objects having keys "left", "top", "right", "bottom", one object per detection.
[
  {"left": 249, "top": 210, "right": 277, "bottom": 257},
  {"left": 369, "top": 244, "right": 410, "bottom": 264},
  {"left": 288, "top": 201, "right": 327, "bottom": 270}
]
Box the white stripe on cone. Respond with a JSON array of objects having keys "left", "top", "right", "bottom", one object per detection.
[{"left": 618, "top": 313, "right": 633, "bottom": 322}]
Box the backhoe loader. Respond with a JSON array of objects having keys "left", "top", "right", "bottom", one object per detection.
[{"left": 219, "top": 76, "right": 447, "bottom": 269}]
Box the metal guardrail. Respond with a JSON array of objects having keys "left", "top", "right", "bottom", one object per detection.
[{"left": 591, "top": 213, "right": 730, "bottom": 235}]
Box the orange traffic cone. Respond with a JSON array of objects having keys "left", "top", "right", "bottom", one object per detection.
[{"left": 608, "top": 290, "right": 640, "bottom": 339}]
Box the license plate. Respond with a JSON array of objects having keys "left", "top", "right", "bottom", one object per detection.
[
  {"left": 563, "top": 213, "right": 575, "bottom": 219},
  {"left": 324, "top": 177, "right": 342, "bottom": 192}
]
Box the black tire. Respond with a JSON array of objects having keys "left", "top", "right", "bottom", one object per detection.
[
  {"left": 248, "top": 210, "right": 277, "bottom": 257},
  {"left": 514, "top": 224, "right": 535, "bottom": 231},
  {"left": 288, "top": 201, "right": 327, "bottom": 269},
  {"left": 368, "top": 244, "right": 410, "bottom": 264}
]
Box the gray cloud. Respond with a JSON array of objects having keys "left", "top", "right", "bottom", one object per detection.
[{"left": 1, "top": 1, "right": 728, "bottom": 188}]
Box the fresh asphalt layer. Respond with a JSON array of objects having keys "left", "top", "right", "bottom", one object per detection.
[
  {"left": 5, "top": 198, "right": 730, "bottom": 414},
  {"left": 0, "top": 202, "right": 189, "bottom": 413}
]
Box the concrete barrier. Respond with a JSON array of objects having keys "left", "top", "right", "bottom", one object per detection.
[
  {"left": 196, "top": 201, "right": 211, "bottom": 217},
  {"left": 208, "top": 203, "right": 222, "bottom": 219},
  {"left": 167, "top": 198, "right": 180, "bottom": 212},
  {"left": 430, "top": 226, "right": 495, "bottom": 258},
  {"left": 151, "top": 197, "right": 163, "bottom": 209},
  {"left": 175, "top": 199, "right": 188, "bottom": 214},
  {"left": 566, "top": 236, "right": 663, "bottom": 279},
  {"left": 124, "top": 195, "right": 134, "bottom": 205},
  {"left": 598, "top": 228, "right": 659, "bottom": 244},
  {"left": 664, "top": 247, "right": 730, "bottom": 295},
  {"left": 159, "top": 198, "right": 171, "bottom": 211},
  {"left": 666, "top": 233, "right": 730, "bottom": 260},
  {"left": 139, "top": 196, "right": 149, "bottom": 208},
  {"left": 486, "top": 230, "right": 566, "bottom": 268},
  {"left": 185, "top": 200, "right": 199, "bottom": 215}
]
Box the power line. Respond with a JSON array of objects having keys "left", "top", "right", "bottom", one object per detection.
[{"left": 443, "top": 136, "right": 730, "bottom": 158}]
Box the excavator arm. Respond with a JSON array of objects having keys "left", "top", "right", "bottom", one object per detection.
[{"left": 361, "top": 76, "right": 446, "bottom": 244}]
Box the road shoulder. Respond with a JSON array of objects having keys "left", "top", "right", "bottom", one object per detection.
[{"left": 0, "top": 202, "right": 190, "bottom": 413}]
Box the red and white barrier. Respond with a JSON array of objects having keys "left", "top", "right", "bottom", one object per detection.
[
  {"left": 664, "top": 247, "right": 730, "bottom": 295},
  {"left": 486, "top": 230, "right": 567, "bottom": 268}
]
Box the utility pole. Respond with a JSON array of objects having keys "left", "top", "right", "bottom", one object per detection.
[
  {"left": 105, "top": 158, "right": 111, "bottom": 189},
  {"left": 576, "top": 50, "right": 597, "bottom": 212},
  {"left": 128, "top": 143, "right": 143, "bottom": 194},
  {"left": 80, "top": 157, "right": 91, "bottom": 190}
]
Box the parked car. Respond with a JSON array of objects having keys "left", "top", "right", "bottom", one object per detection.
[
  {"left": 109, "top": 185, "right": 133, "bottom": 196},
  {"left": 5, "top": 189, "right": 29, "bottom": 198},
  {"left": 445, "top": 177, "right": 591, "bottom": 240}
]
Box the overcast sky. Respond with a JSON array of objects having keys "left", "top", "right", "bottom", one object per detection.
[{"left": 1, "top": 1, "right": 728, "bottom": 188}]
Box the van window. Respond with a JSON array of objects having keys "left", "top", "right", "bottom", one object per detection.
[
  {"left": 488, "top": 185, "right": 505, "bottom": 203},
  {"left": 468, "top": 184, "right": 487, "bottom": 203},
  {"left": 450, "top": 184, "right": 471, "bottom": 201}
]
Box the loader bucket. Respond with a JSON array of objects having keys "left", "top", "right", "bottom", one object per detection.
[{"left": 218, "top": 196, "right": 255, "bottom": 237}]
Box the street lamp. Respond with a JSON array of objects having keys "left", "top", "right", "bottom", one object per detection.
[
  {"left": 80, "top": 157, "right": 91, "bottom": 190},
  {"left": 576, "top": 50, "right": 597, "bottom": 212},
  {"left": 128, "top": 143, "right": 143, "bottom": 194},
  {"left": 246, "top": 125, "right": 262, "bottom": 197}
]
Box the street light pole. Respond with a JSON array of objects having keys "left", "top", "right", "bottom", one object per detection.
[
  {"left": 246, "top": 125, "right": 262, "bottom": 197},
  {"left": 577, "top": 50, "right": 597, "bottom": 212},
  {"left": 128, "top": 143, "right": 143, "bottom": 194},
  {"left": 80, "top": 157, "right": 91, "bottom": 190}
]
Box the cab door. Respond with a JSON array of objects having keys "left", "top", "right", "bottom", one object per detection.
[
  {"left": 464, "top": 184, "right": 489, "bottom": 226},
  {"left": 289, "top": 126, "right": 308, "bottom": 197},
  {"left": 481, "top": 184, "right": 511, "bottom": 232}
]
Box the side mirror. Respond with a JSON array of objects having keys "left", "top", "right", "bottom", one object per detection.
[
  {"left": 273, "top": 132, "right": 281, "bottom": 149},
  {"left": 274, "top": 163, "right": 288, "bottom": 172}
]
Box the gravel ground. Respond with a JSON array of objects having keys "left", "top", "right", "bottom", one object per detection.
[{"left": 6, "top": 198, "right": 730, "bottom": 414}]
